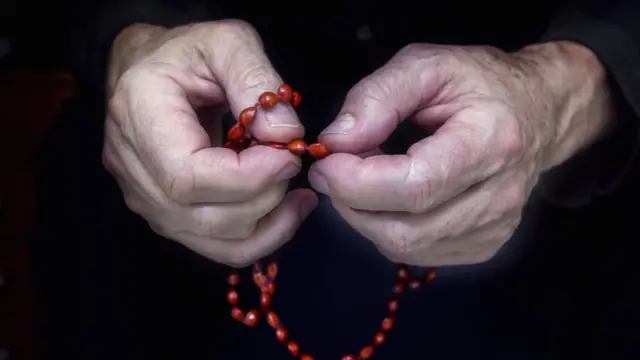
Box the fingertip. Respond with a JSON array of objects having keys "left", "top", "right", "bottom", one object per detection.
[
  {"left": 308, "top": 169, "right": 329, "bottom": 195},
  {"left": 308, "top": 153, "right": 363, "bottom": 195},
  {"left": 249, "top": 189, "right": 317, "bottom": 251},
  {"left": 309, "top": 152, "right": 361, "bottom": 175},
  {"left": 318, "top": 112, "right": 396, "bottom": 154},
  {"left": 284, "top": 188, "right": 319, "bottom": 219}
]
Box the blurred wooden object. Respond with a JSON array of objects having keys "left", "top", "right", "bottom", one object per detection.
[{"left": 0, "top": 72, "right": 75, "bottom": 360}]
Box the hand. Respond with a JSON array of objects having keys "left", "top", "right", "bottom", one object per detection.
[
  {"left": 309, "top": 42, "right": 613, "bottom": 266},
  {"left": 104, "top": 21, "right": 318, "bottom": 267}
]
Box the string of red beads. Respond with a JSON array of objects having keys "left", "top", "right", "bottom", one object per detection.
[
  {"left": 223, "top": 84, "right": 437, "bottom": 359},
  {"left": 223, "top": 84, "right": 329, "bottom": 159}
]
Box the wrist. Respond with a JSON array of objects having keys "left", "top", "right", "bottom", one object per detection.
[
  {"left": 516, "top": 41, "right": 615, "bottom": 171},
  {"left": 107, "top": 23, "right": 168, "bottom": 96}
]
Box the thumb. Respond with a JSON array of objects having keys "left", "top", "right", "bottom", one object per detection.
[
  {"left": 206, "top": 21, "right": 304, "bottom": 143},
  {"left": 318, "top": 45, "right": 444, "bottom": 153}
]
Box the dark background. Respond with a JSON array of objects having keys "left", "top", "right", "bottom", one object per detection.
[
  {"left": 1, "top": 1, "right": 640, "bottom": 359},
  {"left": 0, "top": 2, "right": 69, "bottom": 71}
]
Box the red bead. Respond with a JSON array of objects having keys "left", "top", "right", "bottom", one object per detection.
[
  {"left": 266, "top": 312, "right": 279, "bottom": 328},
  {"left": 239, "top": 106, "right": 257, "bottom": 126},
  {"left": 237, "top": 137, "right": 251, "bottom": 148},
  {"left": 425, "top": 268, "right": 436, "bottom": 283},
  {"left": 291, "top": 91, "right": 302, "bottom": 108},
  {"left": 244, "top": 310, "right": 259, "bottom": 327},
  {"left": 287, "top": 139, "right": 307, "bottom": 156},
  {"left": 231, "top": 307, "right": 244, "bottom": 321},
  {"left": 260, "top": 292, "right": 271, "bottom": 309},
  {"left": 287, "top": 342, "right": 300, "bottom": 356},
  {"left": 227, "top": 290, "right": 238, "bottom": 305},
  {"left": 267, "top": 262, "right": 278, "bottom": 279},
  {"left": 223, "top": 141, "right": 244, "bottom": 153},
  {"left": 342, "top": 355, "right": 356, "bottom": 360},
  {"left": 253, "top": 272, "right": 267, "bottom": 287},
  {"left": 388, "top": 299, "right": 399, "bottom": 312},
  {"left": 259, "top": 91, "right": 280, "bottom": 109},
  {"left": 227, "top": 123, "right": 245, "bottom": 141},
  {"left": 393, "top": 284, "right": 404, "bottom": 294},
  {"left": 409, "top": 280, "right": 421, "bottom": 289},
  {"left": 264, "top": 282, "right": 276, "bottom": 294},
  {"left": 277, "top": 84, "right": 293, "bottom": 103},
  {"left": 228, "top": 272, "right": 240, "bottom": 286},
  {"left": 397, "top": 267, "right": 409, "bottom": 281},
  {"left": 267, "top": 142, "right": 288, "bottom": 150},
  {"left": 381, "top": 317, "right": 394, "bottom": 331},
  {"left": 275, "top": 327, "right": 288, "bottom": 343},
  {"left": 301, "top": 355, "right": 314, "bottom": 360},
  {"left": 374, "top": 332, "right": 385, "bottom": 345},
  {"left": 307, "top": 143, "right": 330, "bottom": 159},
  {"left": 360, "top": 346, "right": 374, "bottom": 359}
]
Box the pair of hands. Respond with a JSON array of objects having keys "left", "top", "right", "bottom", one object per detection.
[{"left": 105, "top": 20, "right": 612, "bottom": 268}]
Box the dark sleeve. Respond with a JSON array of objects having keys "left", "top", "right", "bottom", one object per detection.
[
  {"left": 63, "top": 0, "right": 227, "bottom": 96},
  {"left": 535, "top": 0, "right": 640, "bottom": 206}
]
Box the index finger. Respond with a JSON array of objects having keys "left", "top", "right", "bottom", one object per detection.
[
  {"left": 202, "top": 21, "right": 305, "bottom": 143},
  {"left": 113, "top": 72, "right": 301, "bottom": 204},
  {"left": 176, "top": 145, "right": 302, "bottom": 204},
  {"left": 309, "top": 123, "right": 495, "bottom": 213}
]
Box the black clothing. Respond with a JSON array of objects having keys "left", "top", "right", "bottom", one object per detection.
[{"left": 34, "top": 1, "right": 640, "bottom": 359}]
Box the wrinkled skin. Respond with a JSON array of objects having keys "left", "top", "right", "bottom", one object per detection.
[
  {"left": 105, "top": 20, "right": 610, "bottom": 267},
  {"left": 104, "top": 21, "right": 317, "bottom": 267},
  {"left": 309, "top": 43, "right": 610, "bottom": 266}
]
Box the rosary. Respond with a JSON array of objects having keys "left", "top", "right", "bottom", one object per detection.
[{"left": 223, "top": 83, "right": 437, "bottom": 360}]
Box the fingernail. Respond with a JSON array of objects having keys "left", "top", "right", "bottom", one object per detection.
[
  {"left": 320, "top": 113, "right": 356, "bottom": 135},
  {"left": 276, "top": 163, "right": 301, "bottom": 181},
  {"left": 308, "top": 170, "right": 330, "bottom": 195},
  {"left": 265, "top": 106, "right": 303, "bottom": 128}
]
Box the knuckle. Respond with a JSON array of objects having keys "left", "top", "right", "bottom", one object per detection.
[
  {"left": 107, "top": 89, "right": 126, "bottom": 123},
  {"left": 409, "top": 181, "right": 433, "bottom": 213},
  {"left": 396, "top": 43, "right": 457, "bottom": 68},
  {"left": 166, "top": 171, "right": 194, "bottom": 205},
  {"left": 500, "top": 116, "right": 525, "bottom": 158},
  {"left": 397, "top": 43, "right": 430, "bottom": 57},
  {"left": 124, "top": 195, "right": 145, "bottom": 216},
  {"left": 501, "top": 179, "right": 528, "bottom": 212},
  {"left": 211, "top": 19, "right": 259, "bottom": 39},
  {"left": 233, "top": 61, "right": 273, "bottom": 92},
  {"left": 204, "top": 19, "right": 264, "bottom": 56},
  {"left": 107, "top": 69, "right": 144, "bottom": 126},
  {"left": 496, "top": 218, "right": 520, "bottom": 243},
  {"left": 148, "top": 221, "right": 172, "bottom": 239},
  {"left": 101, "top": 147, "right": 120, "bottom": 175},
  {"left": 403, "top": 162, "right": 437, "bottom": 213}
]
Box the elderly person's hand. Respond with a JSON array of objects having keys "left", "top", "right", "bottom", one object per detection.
[
  {"left": 310, "top": 42, "right": 613, "bottom": 266},
  {"left": 104, "top": 21, "right": 318, "bottom": 267}
]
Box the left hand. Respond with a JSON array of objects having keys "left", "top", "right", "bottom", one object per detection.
[{"left": 309, "top": 42, "right": 611, "bottom": 266}]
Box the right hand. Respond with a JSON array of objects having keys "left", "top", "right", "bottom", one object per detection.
[{"left": 104, "top": 20, "right": 318, "bottom": 267}]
